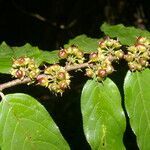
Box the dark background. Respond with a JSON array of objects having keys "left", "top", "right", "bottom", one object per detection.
[
  {"left": 0, "top": 0, "right": 150, "bottom": 49},
  {"left": 0, "top": 0, "right": 150, "bottom": 149}
]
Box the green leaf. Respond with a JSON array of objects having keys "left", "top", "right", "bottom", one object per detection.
[
  {"left": 0, "top": 42, "right": 14, "bottom": 74},
  {"left": 40, "top": 50, "right": 60, "bottom": 65},
  {"left": 101, "top": 23, "right": 150, "bottom": 46},
  {"left": 0, "top": 93, "right": 70, "bottom": 150},
  {"left": 124, "top": 69, "right": 150, "bottom": 150},
  {"left": 13, "top": 44, "right": 60, "bottom": 66},
  {"left": 64, "top": 34, "right": 100, "bottom": 53},
  {"left": 12, "top": 43, "right": 42, "bottom": 65},
  {"left": 0, "top": 42, "right": 60, "bottom": 74},
  {"left": 81, "top": 79, "right": 126, "bottom": 150}
]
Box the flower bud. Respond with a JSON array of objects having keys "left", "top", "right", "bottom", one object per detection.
[
  {"left": 76, "top": 51, "right": 84, "bottom": 59},
  {"left": 128, "top": 62, "right": 136, "bottom": 71},
  {"left": 136, "top": 44, "right": 146, "bottom": 52},
  {"left": 49, "top": 83, "right": 60, "bottom": 93},
  {"left": 98, "top": 40, "right": 106, "bottom": 49},
  {"left": 136, "top": 64, "right": 142, "bottom": 71},
  {"left": 115, "top": 50, "right": 124, "bottom": 59},
  {"left": 107, "top": 54, "right": 114, "bottom": 62},
  {"left": 37, "top": 75, "right": 49, "bottom": 87},
  {"left": 106, "top": 65, "right": 114, "bottom": 74},
  {"left": 85, "top": 68, "right": 94, "bottom": 78},
  {"left": 16, "top": 69, "right": 25, "bottom": 79},
  {"left": 12, "top": 57, "right": 26, "bottom": 67},
  {"left": 139, "top": 58, "right": 148, "bottom": 66},
  {"left": 45, "top": 64, "right": 61, "bottom": 74},
  {"left": 59, "top": 81, "right": 68, "bottom": 90},
  {"left": 137, "top": 37, "right": 147, "bottom": 44},
  {"left": 124, "top": 54, "right": 134, "bottom": 62},
  {"left": 128, "top": 62, "right": 141, "bottom": 71},
  {"left": 57, "top": 72, "right": 66, "bottom": 80},
  {"left": 128, "top": 46, "right": 137, "bottom": 53},
  {"left": 142, "top": 52, "right": 149, "bottom": 59},
  {"left": 97, "top": 69, "right": 107, "bottom": 78},
  {"left": 58, "top": 49, "right": 68, "bottom": 59},
  {"left": 29, "top": 69, "right": 40, "bottom": 79},
  {"left": 89, "top": 52, "right": 99, "bottom": 62},
  {"left": 106, "top": 40, "right": 113, "bottom": 47},
  {"left": 17, "top": 57, "right": 26, "bottom": 65},
  {"left": 72, "top": 46, "right": 79, "bottom": 54},
  {"left": 113, "top": 41, "right": 121, "bottom": 49}
]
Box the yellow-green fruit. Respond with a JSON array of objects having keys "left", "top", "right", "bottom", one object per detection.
[
  {"left": 37, "top": 75, "right": 49, "bottom": 87},
  {"left": 57, "top": 72, "right": 66, "bottom": 80},
  {"left": 106, "top": 65, "right": 114, "bottom": 74},
  {"left": 86, "top": 68, "right": 94, "bottom": 78},
  {"left": 136, "top": 44, "right": 146, "bottom": 52},
  {"left": 124, "top": 54, "right": 134, "bottom": 62},
  {"left": 115, "top": 50, "right": 124, "bottom": 59},
  {"left": 89, "top": 52, "right": 99, "bottom": 62}
]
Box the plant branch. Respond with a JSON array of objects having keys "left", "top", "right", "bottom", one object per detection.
[
  {"left": 65, "top": 62, "right": 91, "bottom": 71},
  {"left": 0, "top": 62, "right": 92, "bottom": 91},
  {"left": 0, "top": 77, "right": 31, "bottom": 91}
]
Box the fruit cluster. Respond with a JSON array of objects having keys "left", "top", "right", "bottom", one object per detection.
[
  {"left": 58, "top": 45, "right": 85, "bottom": 65},
  {"left": 37, "top": 64, "right": 71, "bottom": 95},
  {"left": 125, "top": 37, "right": 150, "bottom": 71},
  {"left": 86, "top": 37, "right": 124, "bottom": 80},
  {"left": 10, "top": 36, "right": 150, "bottom": 95},
  {"left": 11, "top": 57, "right": 40, "bottom": 80}
]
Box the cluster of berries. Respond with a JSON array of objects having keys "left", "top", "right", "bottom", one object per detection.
[
  {"left": 86, "top": 37, "right": 124, "bottom": 80},
  {"left": 37, "top": 64, "right": 71, "bottom": 95},
  {"left": 11, "top": 36, "right": 150, "bottom": 94},
  {"left": 124, "top": 37, "right": 150, "bottom": 71},
  {"left": 58, "top": 45, "right": 85, "bottom": 65},
  {"left": 11, "top": 57, "right": 71, "bottom": 94},
  {"left": 11, "top": 57, "right": 40, "bottom": 80}
]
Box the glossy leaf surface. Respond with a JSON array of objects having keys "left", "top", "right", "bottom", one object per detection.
[
  {"left": 65, "top": 34, "right": 100, "bottom": 53},
  {"left": 101, "top": 23, "right": 150, "bottom": 45},
  {"left": 124, "top": 69, "right": 150, "bottom": 150},
  {"left": 0, "top": 93, "right": 70, "bottom": 150},
  {"left": 0, "top": 42, "right": 59, "bottom": 74},
  {"left": 81, "top": 79, "right": 126, "bottom": 150}
]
